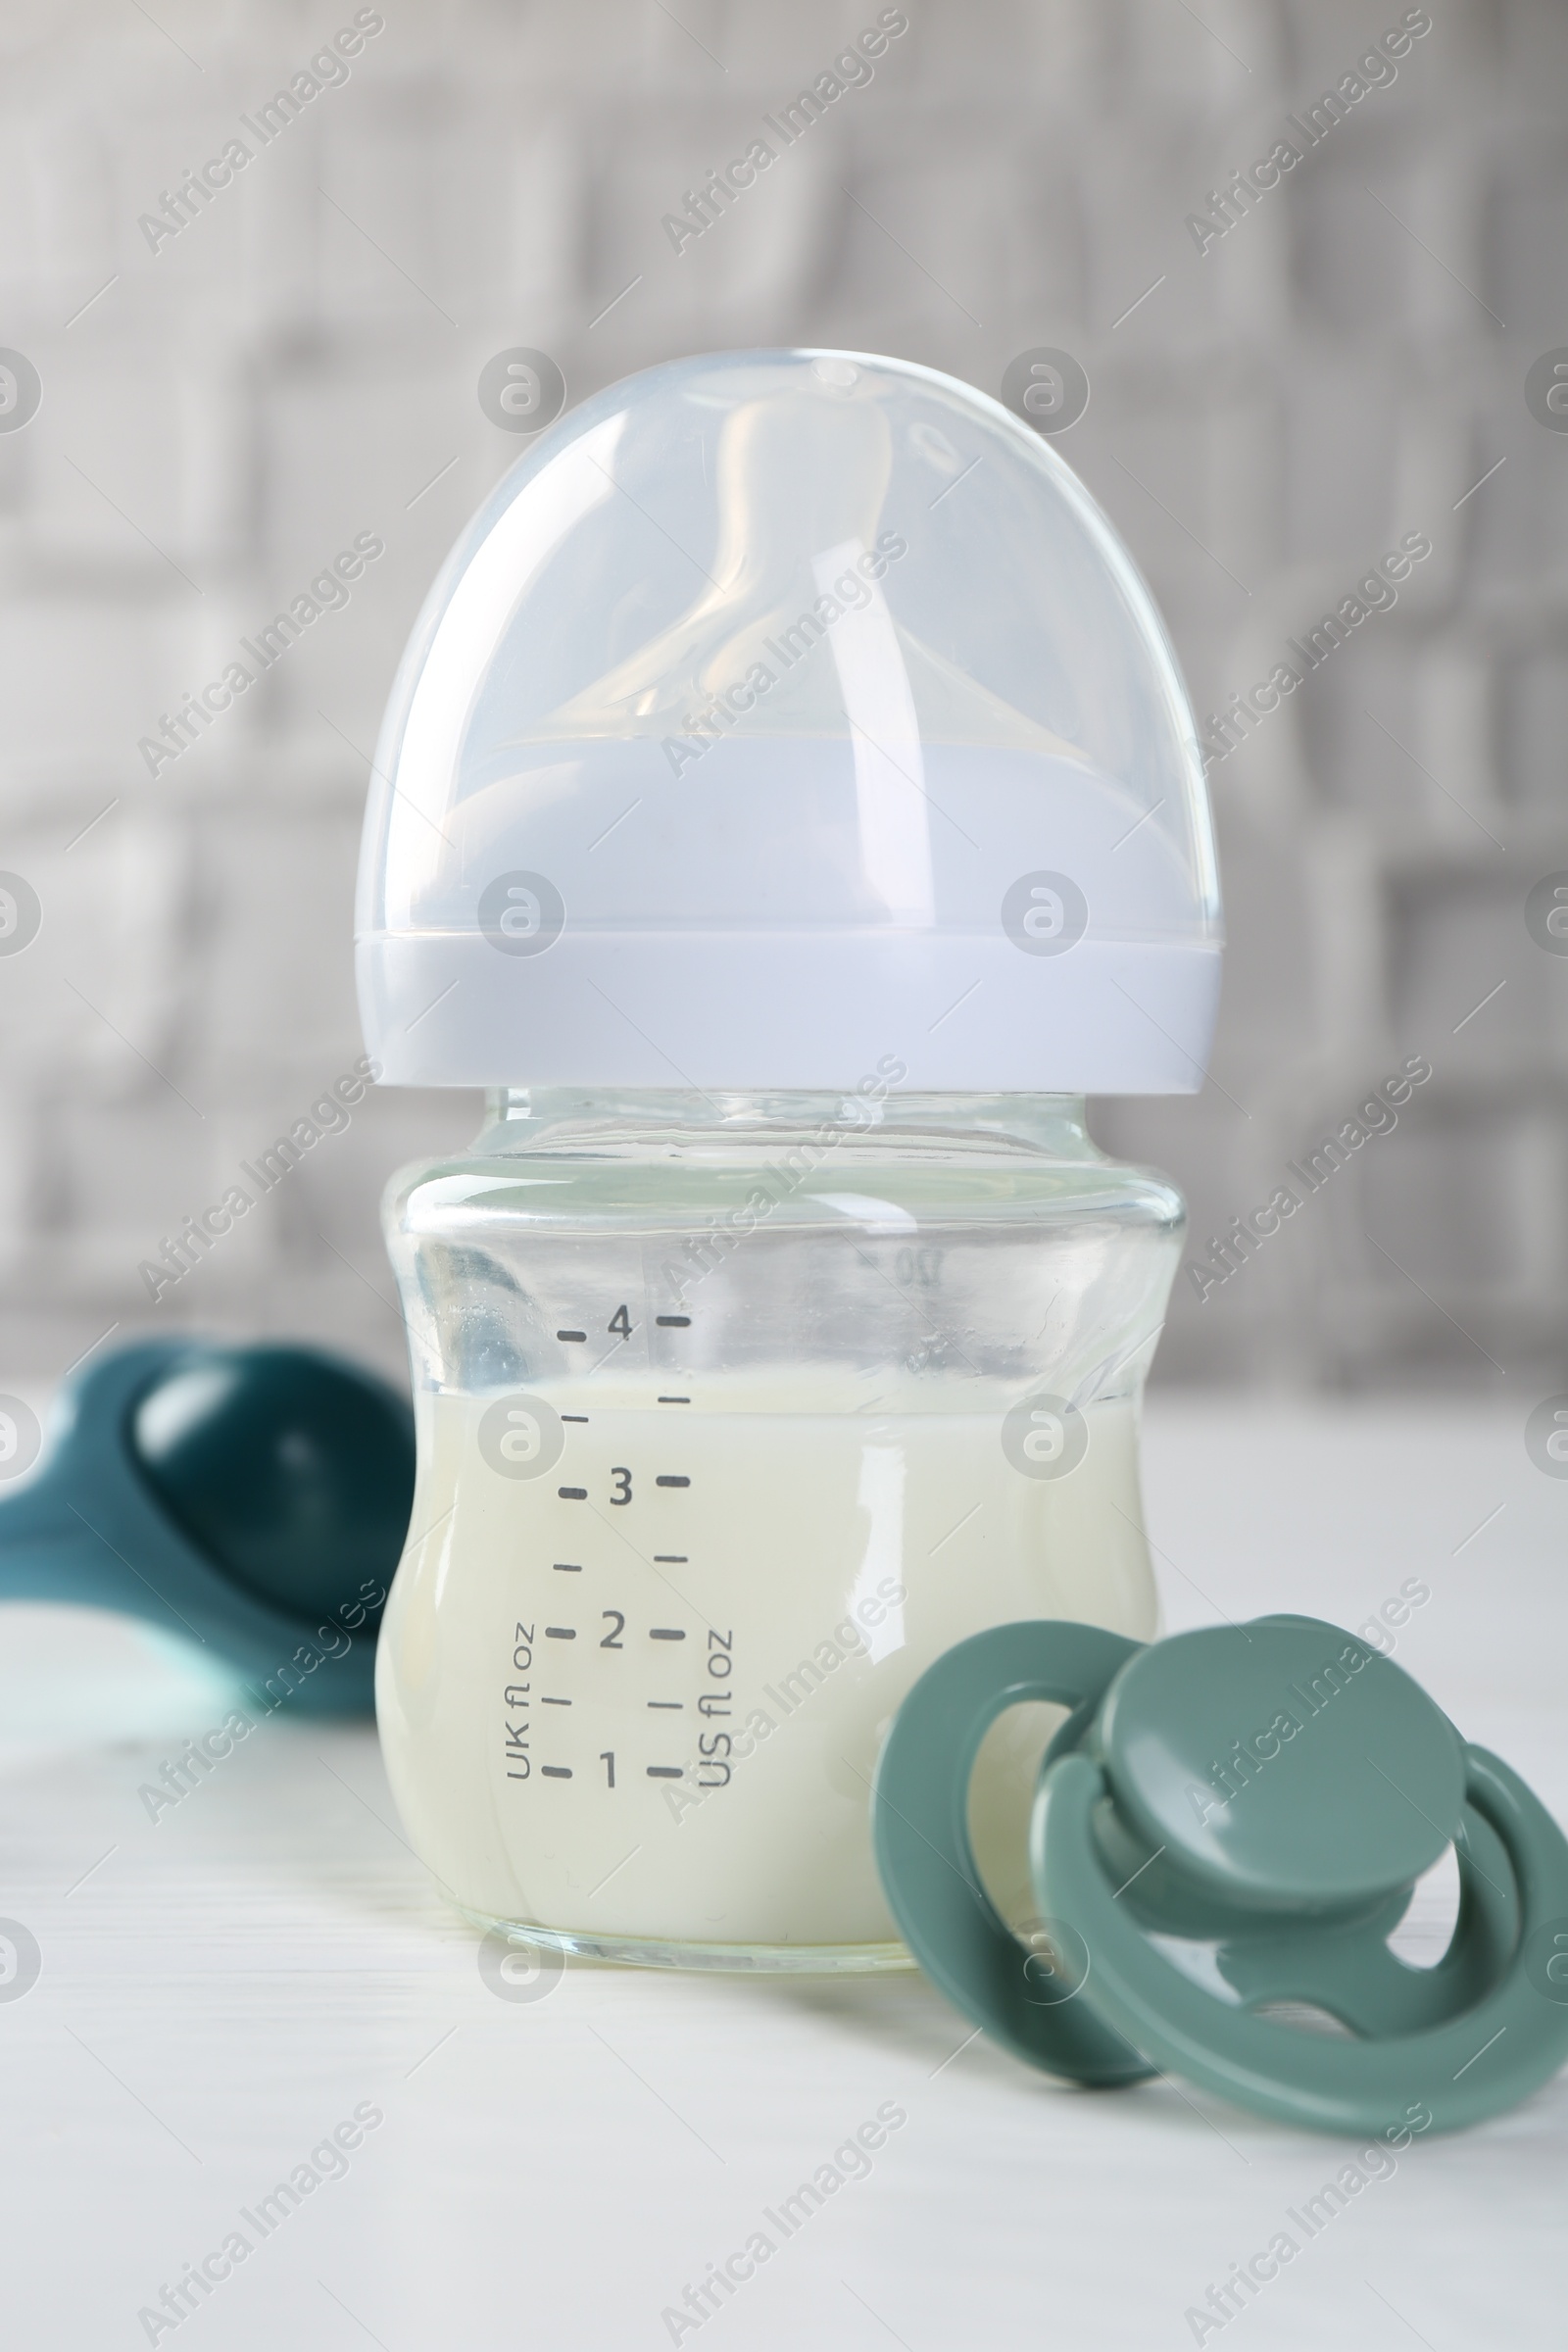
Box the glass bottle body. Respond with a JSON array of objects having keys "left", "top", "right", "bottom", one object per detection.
[{"left": 376, "top": 1087, "right": 1183, "bottom": 1971}]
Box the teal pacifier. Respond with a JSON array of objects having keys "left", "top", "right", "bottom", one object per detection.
[
  {"left": 0, "top": 1339, "right": 412, "bottom": 1710},
  {"left": 873, "top": 1616, "right": 1568, "bottom": 2132}
]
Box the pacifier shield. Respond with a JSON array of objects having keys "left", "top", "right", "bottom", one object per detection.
[{"left": 1096, "top": 1618, "right": 1467, "bottom": 1913}]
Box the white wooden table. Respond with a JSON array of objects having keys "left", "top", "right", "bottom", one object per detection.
[{"left": 1, "top": 1396, "right": 1561, "bottom": 2350}]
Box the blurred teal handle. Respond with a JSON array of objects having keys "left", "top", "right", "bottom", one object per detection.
[{"left": 0, "top": 1340, "right": 414, "bottom": 1714}]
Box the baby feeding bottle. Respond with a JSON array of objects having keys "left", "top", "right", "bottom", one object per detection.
[{"left": 356, "top": 349, "right": 1222, "bottom": 1970}]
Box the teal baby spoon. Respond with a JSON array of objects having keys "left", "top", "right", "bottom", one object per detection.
[{"left": 0, "top": 1339, "right": 414, "bottom": 1712}]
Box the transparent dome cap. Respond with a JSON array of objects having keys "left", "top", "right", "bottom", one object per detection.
[{"left": 356, "top": 349, "right": 1222, "bottom": 1093}]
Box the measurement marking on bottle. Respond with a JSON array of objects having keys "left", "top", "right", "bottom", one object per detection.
[
  {"left": 557, "top": 1329, "right": 587, "bottom": 1342},
  {"left": 541, "top": 1695, "right": 571, "bottom": 1706},
  {"left": 654, "top": 1554, "right": 687, "bottom": 1563},
  {"left": 650, "top": 1628, "right": 686, "bottom": 1642},
  {"left": 545, "top": 1627, "right": 576, "bottom": 1641},
  {"left": 559, "top": 1486, "right": 587, "bottom": 1499},
  {"left": 553, "top": 1562, "right": 582, "bottom": 1573},
  {"left": 656, "top": 1314, "right": 690, "bottom": 1327},
  {"left": 658, "top": 1395, "right": 690, "bottom": 1404},
  {"left": 656, "top": 1475, "right": 691, "bottom": 1488},
  {"left": 646, "top": 1766, "right": 683, "bottom": 1780},
  {"left": 648, "top": 1700, "right": 683, "bottom": 1709},
  {"left": 541, "top": 1766, "right": 572, "bottom": 1780},
  {"left": 562, "top": 1414, "right": 589, "bottom": 1424}
]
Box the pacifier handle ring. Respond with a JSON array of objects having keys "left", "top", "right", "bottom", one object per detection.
[
  {"left": 872, "top": 1620, "right": 1153, "bottom": 2086},
  {"left": 1209, "top": 1799, "right": 1519, "bottom": 2037},
  {"left": 1035, "top": 1742, "right": 1568, "bottom": 2134}
]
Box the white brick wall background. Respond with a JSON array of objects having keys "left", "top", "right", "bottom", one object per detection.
[{"left": 1, "top": 0, "right": 1564, "bottom": 1407}]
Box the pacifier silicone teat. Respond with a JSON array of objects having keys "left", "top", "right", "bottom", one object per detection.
[
  {"left": 0, "top": 1339, "right": 413, "bottom": 1710},
  {"left": 874, "top": 1616, "right": 1568, "bottom": 2132}
]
